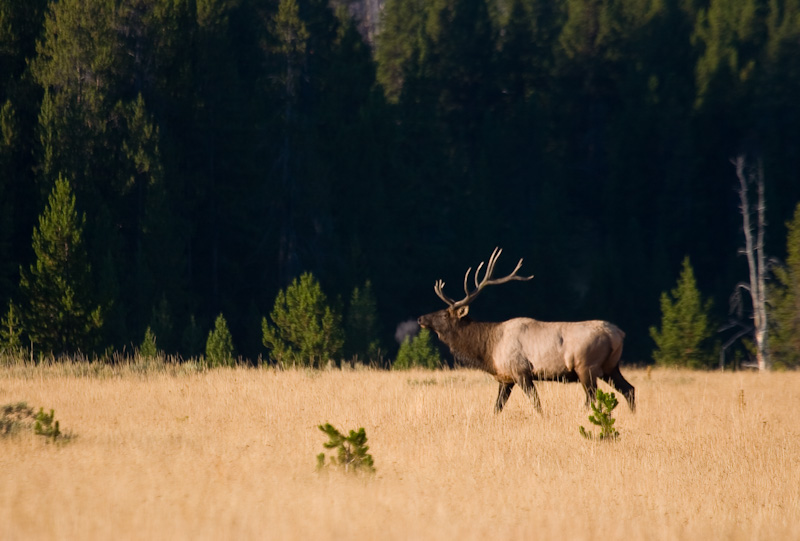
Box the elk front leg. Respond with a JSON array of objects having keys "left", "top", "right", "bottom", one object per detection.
[
  {"left": 517, "top": 371, "right": 542, "bottom": 414},
  {"left": 495, "top": 382, "right": 514, "bottom": 413}
]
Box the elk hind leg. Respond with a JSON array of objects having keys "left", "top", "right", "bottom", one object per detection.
[
  {"left": 495, "top": 382, "right": 514, "bottom": 413},
  {"left": 601, "top": 366, "right": 636, "bottom": 412},
  {"left": 577, "top": 369, "right": 598, "bottom": 409}
]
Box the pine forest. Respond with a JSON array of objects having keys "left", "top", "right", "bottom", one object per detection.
[{"left": 1, "top": 0, "right": 800, "bottom": 367}]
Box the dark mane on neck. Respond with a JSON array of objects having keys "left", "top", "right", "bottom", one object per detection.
[{"left": 444, "top": 321, "right": 498, "bottom": 373}]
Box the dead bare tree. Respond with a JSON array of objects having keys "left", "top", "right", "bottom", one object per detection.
[{"left": 732, "top": 155, "right": 770, "bottom": 371}]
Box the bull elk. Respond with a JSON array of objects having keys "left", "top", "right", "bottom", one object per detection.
[{"left": 417, "top": 247, "right": 635, "bottom": 414}]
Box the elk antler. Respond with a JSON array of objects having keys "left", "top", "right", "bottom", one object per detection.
[{"left": 433, "top": 247, "right": 533, "bottom": 309}]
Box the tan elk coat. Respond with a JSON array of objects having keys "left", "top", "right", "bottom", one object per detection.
[{"left": 418, "top": 248, "right": 635, "bottom": 413}]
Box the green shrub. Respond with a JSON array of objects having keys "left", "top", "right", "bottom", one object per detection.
[
  {"left": 393, "top": 329, "right": 441, "bottom": 370},
  {"left": 34, "top": 408, "right": 61, "bottom": 441},
  {"left": 0, "top": 301, "right": 23, "bottom": 354},
  {"left": 140, "top": 326, "right": 158, "bottom": 358},
  {"left": 649, "top": 256, "right": 716, "bottom": 368},
  {"left": 316, "top": 423, "right": 375, "bottom": 474},
  {"left": 205, "top": 313, "right": 235, "bottom": 367},
  {"left": 580, "top": 389, "right": 620, "bottom": 441},
  {"left": 1, "top": 402, "right": 70, "bottom": 443},
  {"left": 262, "top": 272, "right": 344, "bottom": 368}
]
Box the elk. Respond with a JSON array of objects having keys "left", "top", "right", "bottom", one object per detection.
[{"left": 417, "top": 247, "right": 635, "bottom": 414}]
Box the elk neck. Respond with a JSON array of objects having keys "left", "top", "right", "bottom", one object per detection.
[{"left": 441, "top": 320, "right": 499, "bottom": 374}]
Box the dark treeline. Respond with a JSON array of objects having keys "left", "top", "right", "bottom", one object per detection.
[{"left": 1, "top": 0, "right": 799, "bottom": 362}]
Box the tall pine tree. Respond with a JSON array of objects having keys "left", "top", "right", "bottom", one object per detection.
[{"left": 19, "top": 176, "right": 102, "bottom": 354}]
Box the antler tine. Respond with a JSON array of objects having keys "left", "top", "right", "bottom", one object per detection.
[
  {"left": 484, "top": 247, "right": 503, "bottom": 284},
  {"left": 482, "top": 255, "right": 534, "bottom": 286},
  {"left": 434, "top": 279, "right": 456, "bottom": 307},
  {"left": 472, "top": 261, "right": 485, "bottom": 290},
  {"left": 470, "top": 247, "right": 502, "bottom": 293},
  {"left": 438, "top": 247, "right": 533, "bottom": 309}
]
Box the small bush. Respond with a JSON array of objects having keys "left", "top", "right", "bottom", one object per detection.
[
  {"left": 580, "top": 389, "right": 620, "bottom": 441},
  {"left": 0, "top": 301, "right": 24, "bottom": 354},
  {"left": 393, "top": 329, "right": 441, "bottom": 370},
  {"left": 649, "top": 256, "right": 716, "bottom": 368},
  {"left": 1, "top": 402, "right": 71, "bottom": 443},
  {"left": 140, "top": 326, "right": 158, "bottom": 358},
  {"left": 205, "top": 313, "right": 235, "bottom": 367},
  {"left": 316, "top": 423, "right": 375, "bottom": 474},
  {"left": 1, "top": 402, "right": 35, "bottom": 437},
  {"left": 262, "top": 273, "right": 344, "bottom": 368},
  {"left": 34, "top": 408, "right": 61, "bottom": 441}
]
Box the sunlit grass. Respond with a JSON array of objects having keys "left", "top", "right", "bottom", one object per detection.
[{"left": 1, "top": 361, "right": 798, "bottom": 540}]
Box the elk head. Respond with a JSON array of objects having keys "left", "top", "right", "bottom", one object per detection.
[{"left": 417, "top": 247, "right": 533, "bottom": 339}]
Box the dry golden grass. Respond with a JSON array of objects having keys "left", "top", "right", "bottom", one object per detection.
[{"left": 1, "top": 364, "right": 799, "bottom": 540}]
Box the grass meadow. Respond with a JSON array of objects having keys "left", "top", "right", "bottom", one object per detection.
[{"left": 1, "top": 361, "right": 799, "bottom": 540}]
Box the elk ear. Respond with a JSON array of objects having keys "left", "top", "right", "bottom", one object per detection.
[{"left": 455, "top": 305, "right": 469, "bottom": 319}]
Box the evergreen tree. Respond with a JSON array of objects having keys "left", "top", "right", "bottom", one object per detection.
[
  {"left": 769, "top": 202, "right": 800, "bottom": 369},
  {"left": 139, "top": 325, "right": 158, "bottom": 358},
  {"left": 31, "top": 0, "right": 126, "bottom": 190},
  {"left": 497, "top": 0, "right": 553, "bottom": 104},
  {"left": 206, "top": 313, "right": 235, "bottom": 367},
  {"left": 148, "top": 296, "right": 174, "bottom": 354},
  {"left": 345, "top": 280, "right": 382, "bottom": 364},
  {"left": 393, "top": 328, "right": 442, "bottom": 370},
  {"left": 181, "top": 314, "right": 204, "bottom": 359},
  {"left": 424, "top": 0, "right": 499, "bottom": 143},
  {"left": 693, "top": 0, "right": 765, "bottom": 112},
  {"left": 32, "top": 0, "right": 179, "bottom": 350},
  {"left": 262, "top": 272, "right": 344, "bottom": 368},
  {"left": 0, "top": 300, "right": 23, "bottom": 353},
  {"left": 270, "top": 0, "right": 310, "bottom": 285},
  {"left": 19, "top": 176, "right": 102, "bottom": 354},
  {"left": 649, "top": 256, "right": 716, "bottom": 368},
  {"left": 374, "top": 0, "right": 429, "bottom": 102}
]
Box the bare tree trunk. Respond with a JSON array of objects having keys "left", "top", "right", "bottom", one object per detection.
[{"left": 733, "top": 155, "right": 770, "bottom": 370}]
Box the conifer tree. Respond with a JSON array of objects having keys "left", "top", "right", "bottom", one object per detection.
[
  {"left": 0, "top": 300, "right": 23, "bottom": 353},
  {"left": 139, "top": 326, "right": 158, "bottom": 358},
  {"left": 374, "top": 0, "right": 429, "bottom": 102},
  {"left": 262, "top": 272, "right": 343, "bottom": 368},
  {"left": 345, "top": 280, "right": 382, "bottom": 364},
  {"left": 19, "top": 176, "right": 102, "bottom": 354},
  {"left": 393, "top": 329, "right": 442, "bottom": 370},
  {"left": 649, "top": 256, "right": 715, "bottom": 368},
  {"left": 181, "top": 314, "right": 204, "bottom": 359},
  {"left": 769, "top": 202, "right": 800, "bottom": 369},
  {"left": 206, "top": 313, "right": 235, "bottom": 367}
]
